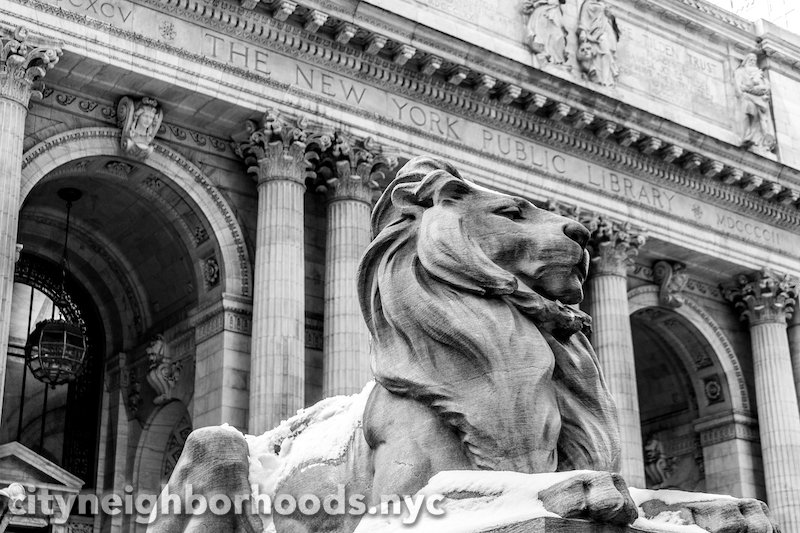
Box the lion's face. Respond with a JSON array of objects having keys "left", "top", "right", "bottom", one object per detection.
[{"left": 413, "top": 175, "right": 590, "bottom": 304}]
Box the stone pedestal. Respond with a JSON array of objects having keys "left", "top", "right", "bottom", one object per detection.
[
  {"left": 695, "top": 413, "right": 762, "bottom": 498},
  {"left": 585, "top": 218, "right": 646, "bottom": 487},
  {"left": 724, "top": 270, "right": 800, "bottom": 530},
  {"left": 482, "top": 518, "right": 647, "bottom": 533},
  {"left": 0, "top": 27, "right": 60, "bottom": 417},
  {"left": 238, "top": 111, "right": 312, "bottom": 434},
  {"left": 311, "top": 134, "right": 395, "bottom": 397}
]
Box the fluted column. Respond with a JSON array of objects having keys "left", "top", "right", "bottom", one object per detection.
[
  {"left": 584, "top": 217, "right": 646, "bottom": 487},
  {"left": 724, "top": 270, "right": 800, "bottom": 529},
  {"left": 0, "top": 27, "right": 61, "bottom": 417},
  {"left": 311, "top": 134, "right": 396, "bottom": 397},
  {"left": 237, "top": 110, "right": 316, "bottom": 434},
  {"left": 788, "top": 310, "right": 800, "bottom": 414}
]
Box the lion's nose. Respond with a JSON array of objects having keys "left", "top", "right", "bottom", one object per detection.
[{"left": 563, "top": 221, "right": 590, "bottom": 247}]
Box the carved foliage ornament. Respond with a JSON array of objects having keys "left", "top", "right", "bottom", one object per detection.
[
  {"left": 0, "top": 27, "right": 62, "bottom": 105},
  {"left": 733, "top": 54, "right": 776, "bottom": 155},
  {"left": 308, "top": 132, "right": 398, "bottom": 203},
  {"left": 117, "top": 96, "right": 163, "bottom": 160},
  {"left": 653, "top": 260, "right": 689, "bottom": 308},
  {"left": 723, "top": 269, "right": 797, "bottom": 325},
  {"left": 582, "top": 215, "right": 645, "bottom": 276},
  {"left": 236, "top": 108, "right": 317, "bottom": 185}
]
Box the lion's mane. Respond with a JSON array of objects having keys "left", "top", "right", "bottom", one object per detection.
[{"left": 357, "top": 157, "right": 621, "bottom": 474}]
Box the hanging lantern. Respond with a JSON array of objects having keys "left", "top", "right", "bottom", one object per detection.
[
  {"left": 24, "top": 187, "right": 88, "bottom": 388},
  {"left": 25, "top": 318, "right": 87, "bottom": 387}
]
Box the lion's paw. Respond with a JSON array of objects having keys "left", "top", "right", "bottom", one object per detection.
[
  {"left": 640, "top": 498, "right": 780, "bottom": 533},
  {"left": 538, "top": 471, "right": 638, "bottom": 526}
]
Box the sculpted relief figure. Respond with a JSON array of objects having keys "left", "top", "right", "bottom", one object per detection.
[
  {"left": 522, "top": 0, "right": 569, "bottom": 67},
  {"left": 148, "top": 157, "right": 779, "bottom": 533},
  {"left": 577, "top": 0, "right": 620, "bottom": 86},
  {"left": 117, "top": 95, "right": 163, "bottom": 159},
  {"left": 734, "top": 53, "right": 776, "bottom": 154}
]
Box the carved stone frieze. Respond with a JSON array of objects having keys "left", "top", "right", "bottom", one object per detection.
[
  {"left": 652, "top": 260, "right": 689, "bottom": 308},
  {"left": 733, "top": 54, "right": 776, "bottom": 155},
  {"left": 583, "top": 215, "right": 646, "bottom": 277},
  {"left": 723, "top": 269, "right": 797, "bottom": 326},
  {"left": 236, "top": 109, "right": 315, "bottom": 186},
  {"left": 308, "top": 132, "right": 397, "bottom": 204},
  {"left": 117, "top": 96, "right": 164, "bottom": 159},
  {"left": 0, "top": 26, "right": 61, "bottom": 106}
]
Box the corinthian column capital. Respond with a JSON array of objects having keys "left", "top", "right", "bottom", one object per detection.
[
  {"left": 308, "top": 132, "right": 397, "bottom": 204},
  {"left": 235, "top": 109, "right": 319, "bottom": 186},
  {"left": 0, "top": 27, "right": 61, "bottom": 106},
  {"left": 583, "top": 215, "right": 646, "bottom": 277},
  {"left": 724, "top": 269, "right": 797, "bottom": 326}
]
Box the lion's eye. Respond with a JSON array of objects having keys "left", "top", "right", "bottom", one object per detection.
[{"left": 495, "top": 206, "right": 524, "bottom": 220}]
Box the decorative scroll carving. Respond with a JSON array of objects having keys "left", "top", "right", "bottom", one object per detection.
[
  {"left": 0, "top": 26, "right": 61, "bottom": 106},
  {"left": 643, "top": 436, "right": 676, "bottom": 489},
  {"left": 653, "top": 260, "right": 689, "bottom": 308},
  {"left": 583, "top": 215, "right": 646, "bottom": 276},
  {"left": 733, "top": 54, "right": 776, "bottom": 155},
  {"left": 162, "top": 413, "right": 192, "bottom": 479},
  {"left": 522, "top": 0, "right": 569, "bottom": 67},
  {"left": 146, "top": 335, "right": 182, "bottom": 405},
  {"left": 117, "top": 96, "right": 163, "bottom": 160},
  {"left": 236, "top": 109, "right": 316, "bottom": 186},
  {"left": 577, "top": 0, "right": 620, "bottom": 86},
  {"left": 723, "top": 269, "right": 796, "bottom": 325},
  {"left": 308, "top": 132, "right": 398, "bottom": 204},
  {"left": 119, "top": 352, "right": 141, "bottom": 418}
]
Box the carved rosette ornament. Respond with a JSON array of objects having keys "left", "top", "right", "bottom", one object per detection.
[
  {"left": 0, "top": 27, "right": 61, "bottom": 106},
  {"left": 583, "top": 216, "right": 645, "bottom": 276},
  {"left": 237, "top": 108, "right": 316, "bottom": 186},
  {"left": 723, "top": 269, "right": 796, "bottom": 326},
  {"left": 309, "top": 132, "right": 398, "bottom": 204},
  {"left": 145, "top": 334, "right": 182, "bottom": 405},
  {"left": 117, "top": 96, "right": 163, "bottom": 159},
  {"left": 653, "top": 260, "right": 689, "bottom": 308}
]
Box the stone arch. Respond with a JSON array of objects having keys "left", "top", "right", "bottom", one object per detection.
[
  {"left": 628, "top": 285, "right": 750, "bottom": 413},
  {"left": 20, "top": 127, "right": 252, "bottom": 299},
  {"left": 132, "top": 400, "right": 192, "bottom": 499}
]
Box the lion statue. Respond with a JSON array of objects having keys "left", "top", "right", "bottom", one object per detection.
[{"left": 147, "top": 157, "right": 778, "bottom": 533}]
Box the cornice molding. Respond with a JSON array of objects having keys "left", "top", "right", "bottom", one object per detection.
[{"left": 12, "top": 0, "right": 800, "bottom": 229}]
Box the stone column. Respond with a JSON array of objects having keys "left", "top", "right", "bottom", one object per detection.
[
  {"left": 237, "top": 110, "right": 314, "bottom": 434},
  {"left": 310, "top": 133, "right": 396, "bottom": 397},
  {"left": 0, "top": 27, "right": 61, "bottom": 417},
  {"left": 724, "top": 270, "right": 800, "bottom": 529},
  {"left": 584, "top": 216, "right": 646, "bottom": 487},
  {"left": 788, "top": 310, "right": 800, "bottom": 413}
]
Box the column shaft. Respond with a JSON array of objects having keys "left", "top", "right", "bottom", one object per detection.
[
  {"left": 588, "top": 273, "right": 645, "bottom": 487},
  {"left": 750, "top": 321, "right": 800, "bottom": 527},
  {"left": 0, "top": 97, "right": 28, "bottom": 418},
  {"left": 322, "top": 198, "right": 371, "bottom": 397},
  {"left": 788, "top": 321, "right": 800, "bottom": 413},
  {"left": 249, "top": 177, "right": 305, "bottom": 433}
]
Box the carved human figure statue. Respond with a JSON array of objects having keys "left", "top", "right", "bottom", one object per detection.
[
  {"left": 577, "top": 0, "right": 620, "bottom": 86},
  {"left": 733, "top": 53, "right": 776, "bottom": 154},
  {"left": 523, "top": 0, "right": 569, "bottom": 66}
]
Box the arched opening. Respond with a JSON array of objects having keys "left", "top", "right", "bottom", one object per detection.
[{"left": 629, "top": 286, "right": 761, "bottom": 498}]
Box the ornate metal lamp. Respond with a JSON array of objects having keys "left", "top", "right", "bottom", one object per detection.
[{"left": 24, "top": 188, "right": 87, "bottom": 388}]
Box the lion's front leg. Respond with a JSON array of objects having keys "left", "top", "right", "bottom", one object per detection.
[
  {"left": 639, "top": 497, "right": 779, "bottom": 533},
  {"left": 146, "top": 426, "right": 263, "bottom": 533},
  {"left": 537, "top": 471, "right": 638, "bottom": 526}
]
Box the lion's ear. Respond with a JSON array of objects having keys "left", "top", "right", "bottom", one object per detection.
[{"left": 391, "top": 170, "right": 470, "bottom": 216}]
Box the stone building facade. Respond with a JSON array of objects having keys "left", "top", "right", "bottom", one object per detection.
[{"left": 1, "top": 0, "right": 800, "bottom": 531}]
